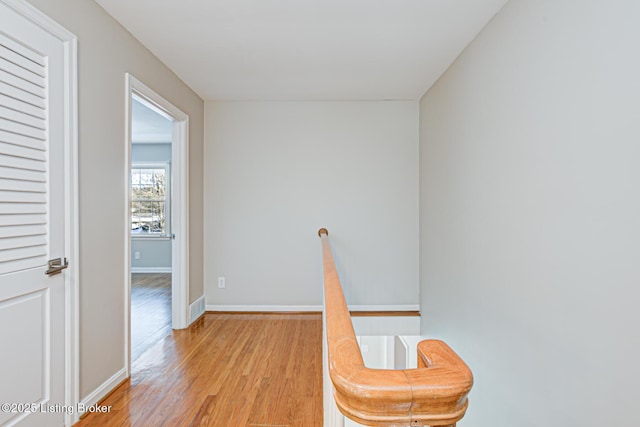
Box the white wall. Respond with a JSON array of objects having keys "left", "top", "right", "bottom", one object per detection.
[
  {"left": 419, "top": 0, "right": 640, "bottom": 425},
  {"left": 205, "top": 101, "right": 418, "bottom": 308},
  {"left": 131, "top": 142, "right": 171, "bottom": 162},
  {"left": 131, "top": 239, "right": 171, "bottom": 270},
  {"left": 26, "top": 0, "right": 204, "bottom": 400}
]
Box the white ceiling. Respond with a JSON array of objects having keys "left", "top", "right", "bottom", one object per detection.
[
  {"left": 96, "top": 0, "right": 508, "bottom": 101},
  {"left": 131, "top": 97, "right": 173, "bottom": 143}
]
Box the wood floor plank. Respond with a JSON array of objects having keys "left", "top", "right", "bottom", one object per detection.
[
  {"left": 75, "top": 313, "right": 322, "bottom": 427},
  {"left": 189, "top": 395, "right": 218, "bottom": 426},
  {"left": 131, "top": 273, "right": 172, "bottom": 362}
]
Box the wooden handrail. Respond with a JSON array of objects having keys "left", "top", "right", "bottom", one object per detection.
[{"left": 319, "top": 228, "right": 473, "bottom": 426}]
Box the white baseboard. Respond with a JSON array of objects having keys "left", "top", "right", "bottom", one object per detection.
[
  {"left": 189, "top": 296, "right": 205, "bottom": 324},
  {"left": 131, "top": 267, "right": 172, "bottom": 273},
  {"left": 206, "top": 304, "right": 322, "bottom": 312},
  {"left": 205, "top": 304, "right": 420, "bottom": 313},
  {"left": 79, "top": 367, "right": 127, "bottom": 410},
  {"left": 348, "top": 304, "right": 420, "bottom": 312}
]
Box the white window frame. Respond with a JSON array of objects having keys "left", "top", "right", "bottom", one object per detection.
[{"left": 130, "top": 162, "right": 171, "bottom": 239}]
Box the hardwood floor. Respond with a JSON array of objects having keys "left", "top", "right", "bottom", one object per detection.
[
  {"left": 75, "top": 313, "right": 323, "bottom": 427},
  {"left": 131, "top": 273, "right": 172, "bottom": 362}
]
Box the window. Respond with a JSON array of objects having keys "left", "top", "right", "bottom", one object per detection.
[{"left": 131, "top": 164, "right": 170, "bottom": 237}]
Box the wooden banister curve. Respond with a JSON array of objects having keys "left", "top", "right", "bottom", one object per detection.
[{"left": 319, "top": 228, "right": 473, "bottom": 426}]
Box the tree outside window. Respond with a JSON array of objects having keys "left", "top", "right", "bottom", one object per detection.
[{"left": 131, "top": 165, "right": 170, "bottom": 236}]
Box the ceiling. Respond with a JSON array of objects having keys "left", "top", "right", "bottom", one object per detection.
[
  {"left": 131, "top": 97, "right": 173, "bottom": 143},
  {"left": 96, "top": 0, "right": 508, "bottom": 101}
]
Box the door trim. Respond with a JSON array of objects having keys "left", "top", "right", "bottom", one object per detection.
[
  {"left": 0, "top": 0, "right": 80, "bottom": 425},
  {"left": 124, "top": 74, "right": 190, "bottom": 374}
]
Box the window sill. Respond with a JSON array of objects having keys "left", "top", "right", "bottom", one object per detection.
[{"left": 131, "top": 235, "right": 172, "bottom": 241}]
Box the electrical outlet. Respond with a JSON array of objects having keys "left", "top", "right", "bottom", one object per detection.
[
  {"left": 218, "top": 277, "right": 226, "bottom": 289},
  {"left": 134, "top": 251, "right": 140, "bottom": 260}
]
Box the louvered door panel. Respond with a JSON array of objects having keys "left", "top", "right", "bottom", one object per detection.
[
  {"left": 0, "top": 55, "right": 45, "bottom": 87},
  {"left": 0, "top": 31, "right": 47, "bottom": 277},
  {"left": 0, "top": 4, "right": 69, "bottom": 426},
  {"left": 0, "top": 93, "right": 46, "bottom": 120},
  {"left": 0, "top": 140, "right": 46, "bottom": 161},
  {"left": 0, "top": 80, "right": 45, "bottom": 108},
  {"left": 0, "top": 128, "right": 46, "bottom": 151},
  {"left": 0, "top": 223, "right": 45, "bottom": 238},
  {"left": 0, "top": 116, "right": 46, "bottom": 140},
  {"left": 0, "top": 104, "right": 47, "bottom": 130},
  {"left": 0, "top": 36, "right": 46, "bottom": 75},
  {"left": 0, "top": 214, "right": 46, "bottom": 226},
  {"left": 0, "top": 165, "right": 47, "bottom": 181},
  {"left": 0, "top": 68, "right": 46, "bottom": 98}
]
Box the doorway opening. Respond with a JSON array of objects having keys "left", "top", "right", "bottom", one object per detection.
[
  {"left": 130, "top": 96, "right": 173, "bottom": 361},
  {"left": 125, "top": 74, "right": 190, "bottom": 371}
]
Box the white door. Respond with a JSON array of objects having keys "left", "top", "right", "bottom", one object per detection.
[{"left": 0, "top": 2, "right": 67, "bottom": 426}]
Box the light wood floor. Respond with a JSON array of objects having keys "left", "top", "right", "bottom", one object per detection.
[
  {"left": 75, "top": 313, "right": 323, "bottom": 427},
  {"left": 131, "top": 273, "right": 172, "bottom": 362}
]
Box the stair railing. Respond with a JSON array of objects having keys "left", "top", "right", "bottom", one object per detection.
[{"left": 318, "top": 228, "right": 473, "bottom": 427}]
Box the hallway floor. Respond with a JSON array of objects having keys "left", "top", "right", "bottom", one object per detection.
[
  {"left": 131, "top": 273, "right": 172, "bottom": 362},
  {"left": 75, "top": 312, "right": 323, "bottom": 426}
]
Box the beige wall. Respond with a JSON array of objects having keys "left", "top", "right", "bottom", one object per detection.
[
  {"left": 27, "top": 0, "right": 204, "bottom": 399},
  {"left": 204, "top": 101, "right": 419, "bottom": 308},
  {"left": 419, "top": 0, "right": 640, "bottom": 425}
]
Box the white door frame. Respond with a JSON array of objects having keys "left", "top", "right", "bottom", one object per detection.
[
  {"left": 124, "top": 74, "right": 190, "bottom": 372},
  {"left": 0, "top": 0, "right": 79, "bottom": 425}
]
